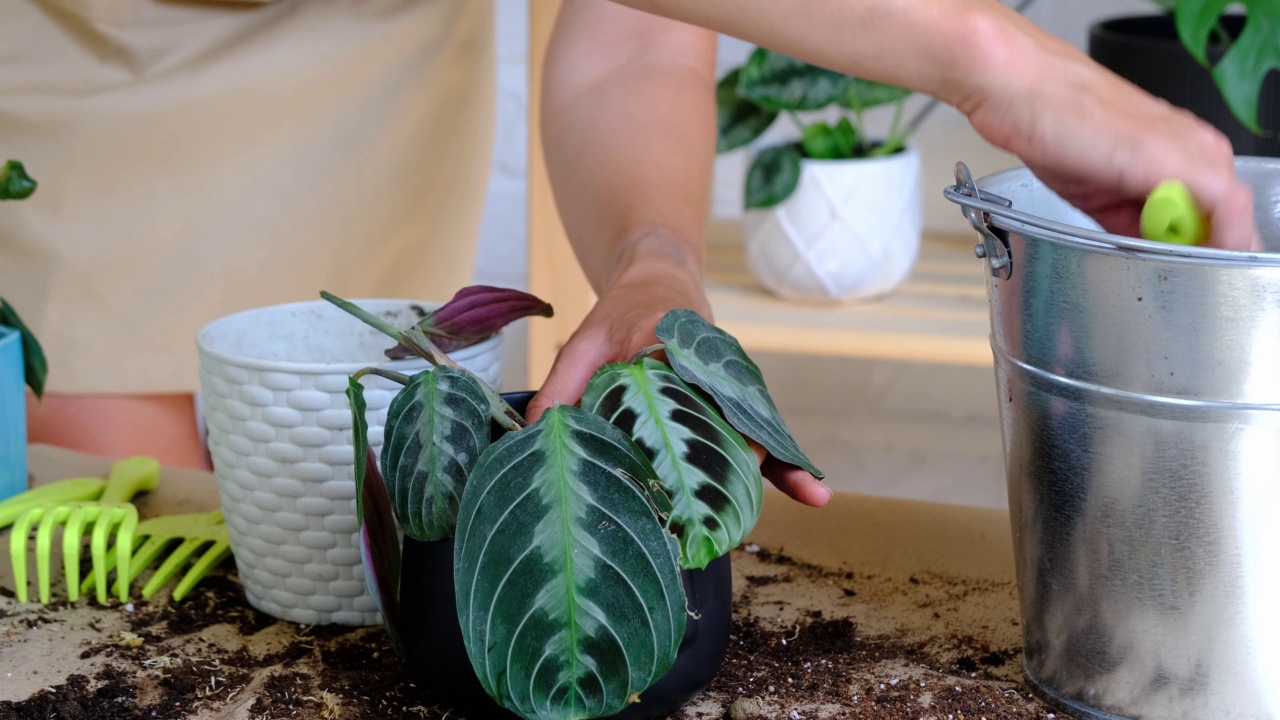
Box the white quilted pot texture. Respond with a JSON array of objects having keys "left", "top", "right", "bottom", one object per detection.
[
  {"left": 744, "top": 146, "right": 923, "bottom": 302},
  {"left": 196, "top": 298, "right": 502, "bottom": 626}
]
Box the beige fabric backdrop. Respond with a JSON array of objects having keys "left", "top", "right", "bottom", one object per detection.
[{"left": 0, "top": 0, "right": 495, "bottom": 395}]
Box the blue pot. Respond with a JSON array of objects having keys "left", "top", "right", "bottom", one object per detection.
[{"left": 0, "top": 325, "right": 27, "bottom": 502}]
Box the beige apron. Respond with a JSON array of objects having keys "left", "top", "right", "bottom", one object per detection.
[{"left": 0, "top": 0, "right": 495, "bottom": 395}]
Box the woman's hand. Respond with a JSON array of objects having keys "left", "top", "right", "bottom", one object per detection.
[
  {"left": 526, "top": 232, "right": 833, "bottom": 508},
  {"left": 961, "top": 22, "right": 1261, "bottom": 251}
]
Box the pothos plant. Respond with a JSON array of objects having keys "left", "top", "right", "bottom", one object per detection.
[
  {"left": 0, "top": 159, "right": 47, "bottom": 399},
  {"left": 321, "top": 286, "right": 823, "bottom": 720},
  {"left": 1154, "top": 0, "right": 1279, "bottom": 138},
  {"left": 716, "top": 47, "right": 919, "bottom": 210}
]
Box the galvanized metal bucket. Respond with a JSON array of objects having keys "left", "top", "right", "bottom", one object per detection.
[{"left": 944, "top": 157, "right": 1280, "bottom": 720}]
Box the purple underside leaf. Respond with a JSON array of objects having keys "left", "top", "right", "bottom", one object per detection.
[
  {"left": 360, "top": 446, "right": 405, "bottom": 656},
  {"left": 384, "top": 285, "right": 554, "bottom": 359}
]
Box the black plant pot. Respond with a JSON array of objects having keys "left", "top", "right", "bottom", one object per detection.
[
  {"left": 397, "top": 391, "right": 735, "bottom": 720},
  {"left": 1088, "top": 14, "right": 1280, "bottom": 157}
]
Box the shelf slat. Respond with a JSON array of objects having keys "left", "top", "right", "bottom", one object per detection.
[{"left": 704, "top": 222, "right": 995, "bottom": 367}]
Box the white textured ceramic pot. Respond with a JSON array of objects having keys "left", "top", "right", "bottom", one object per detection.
[
  {"left": 196, "top": 298, "right": 502, "bottom": 626},
  {"left": 745, "top": 145, "right": 923, "bottom": 302}
]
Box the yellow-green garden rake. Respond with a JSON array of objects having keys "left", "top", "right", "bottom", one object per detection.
[
  {"left": 82, "top": 508, "right": 231, "bottom": 603},
  {"left": 7, "top": 456, "right": 159, "bottom": 604}
]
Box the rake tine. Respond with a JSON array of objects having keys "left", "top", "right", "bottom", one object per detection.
[
  {"left": 82, "top": 532, "right": 148, "bottom": 597},
  {"left": 140, "top": 538, "right": 205, "bottom": 600},
  {"left": 165, "top": 540, "right": 231, "bottom": 603},
  {"left": 62, "top": 507, "right": 93, "bottom": 603},
  {"left": 9, "top": 508, "right": 45, "bottom": 604},
  {"left": 113, "top": 508, "right": 140, "bottom": 603},
  {"left": 35, "top": 506, "right": 71, "bottom": 605},
  {"left": 89, "top": 507, "right": 137, "bottom": 604},
  {"left": 111, "top": 534, "right": 169, "bottom": 597}
]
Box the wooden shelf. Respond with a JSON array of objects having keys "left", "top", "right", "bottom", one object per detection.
[{"left": 704, "top": 221, "right": 995, "bottom": 367}]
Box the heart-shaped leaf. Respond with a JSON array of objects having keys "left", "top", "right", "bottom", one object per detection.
[
  {"left": 582, "top": 358, "right": 764, "bottom": 570},
  {"left": 656, "top": 310, "right": 824, "bottom": 479},
  {"left": 0, "top": 299, "right": 48, "bottom": 399},
  {"left": 837, "top": 78, "right": 912, "bottom": 111},
  {"left": 745, "top": 144, "right": 802, "bottom": 209},
  {"left": 801, "top": 122, "right": 847, "bottom": 160},
  {"left": 454, "top": 405, "right": 686, "bottom": 720},
  {"left": 347, "top": 378, "right": 404, "bottom": 657},
  {"left": 717, "top": 68, "right": 779, "bottom": 153},
  {"left": 1176, "top": 0, "right": 1279, "bottom": 133},
  {"left": 738, "top": 48, "right": 848, "bottom": 111},
  {"left": 0, "top": 161, "right": 36, "bottom": 201},
  {"left": 381, "top": 367, "right": 491, "bottom": 541}
]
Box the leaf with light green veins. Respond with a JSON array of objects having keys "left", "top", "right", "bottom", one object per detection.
[
  {"left": 582, "top": 358, "right": 764, "bottom": 570},
  {"left": 381, "top": 367, "right": 491, "bottom": 541},
  {"left": 1176, "top": 0, "right": 1279, "bottom": 134},
  {"left": 717, "top": 68, "right": 779, "bottom": 153},
  {"left": 656, "top": 310, "right": 824, "bottom": 479},
  {"left": 453, "top": 405, "right": 685, "bottom": 720},
  {"left": 738, "top": 48, "right": 849, "bottom": 111},
  {"left": 744, "top": 144, "right": 802, "bottom": 209}
]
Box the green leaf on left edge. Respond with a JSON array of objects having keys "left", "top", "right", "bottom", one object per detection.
[
  {"left": 656, "top": 309, "right": 824, "bottom": 479},
  {"left": 738, "top": 48, "right": 848, "bottom": 111},
  {"left": 347, "top": 378, "right": 405, "bottom": 658},
  {"left": 0, "top": 161, "right": 36, "bottom": 201},
  {"left": 381, "top": 366, "right": 491, "bottom": 541},
  {"left": 717, "top": 68, "right": 779, "bottom": 153},
  {"left": 1176, "top": 0, "right": 1278, "bottom": 134},
  {"left": 454, "top": 405, "right": 685, "bottom": 720},
  {"left": 745, "top": 144, "right": 802, "bottom": 209},
  {"left": 0, "top": 299, "right": 48, "bottom": 399},
  {"left": 582, "top": 358, "right": 764, "bottom": 570}
]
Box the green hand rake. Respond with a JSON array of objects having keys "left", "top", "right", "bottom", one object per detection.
[
  {"left": 81, "top": 509, "right": 231, "bottom": 602},
  {"left": 8, "top": 456, "right": 160, "bottom": 604}
]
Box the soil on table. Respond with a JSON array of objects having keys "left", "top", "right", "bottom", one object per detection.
[{"left": 0, "top": 547, "right": 1061, "bottom": 720}]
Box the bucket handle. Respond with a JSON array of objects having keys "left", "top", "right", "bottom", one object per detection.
[{"left": 945, "top": 161, "right": 1267, "bottom": 267}]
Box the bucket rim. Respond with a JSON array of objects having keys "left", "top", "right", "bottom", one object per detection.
[{"left": 944, "top": 156, "right": 1280, "bottom": 267}]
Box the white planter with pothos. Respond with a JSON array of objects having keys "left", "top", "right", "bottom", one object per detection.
[
  {"left": 744, "top": 145, "right": 923, "bottom": 302},
  {"left": 196, "top": 299, "right": 502, "bottom": 626}
]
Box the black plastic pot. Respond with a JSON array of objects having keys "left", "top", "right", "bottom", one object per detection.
[
  {"left": 398, "top": 391, "right": 734, "bottom": 720},
  {"left": 1088, "top": 14, "right": 1279, "bottom": 157}
]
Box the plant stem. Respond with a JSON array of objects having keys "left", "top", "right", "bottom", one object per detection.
[
  {"left": 320, "top": 291, "right": 404, "bottom": 344},
  {"left": 869, "top": 100, "right": 908, "bottom": 157},
  {"left": 352, "top": 367, "right": 413, "bottom": 386},
  {"left": 626, "top": 344, "right": 667, "bottom": 365},
  {"left": 403, "top": 327, "right": 527, "bottom": 431},
  {"left": 1210, "top": 21, "right": 1232, "bottom": 46},
  {"left": 786, "top": 110, "right": 806, "bottom": 133}
]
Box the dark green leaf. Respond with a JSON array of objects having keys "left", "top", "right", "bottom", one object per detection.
[
  {"left": 454, "top": 405, "right": 685, "bottom": 720},
  {"left": 347, "top": 378, "right": 405, "bottom": 657},
  {"left": 582, "top": 359, "right": 764, "bottom": 570},
  {"left": 1176, "top": 0, "right": 1278, "bottom": 133},
  {"left": 717, "top": 69, "right": 779, "bottom": 153},
  {"left": 801, "top": 123, "right": 846, "bottom": 160},
  {"left": 738, "top": 48, "right": 848, "bottom": 111},
  {"left": 656, "top": 310, "right": 824, "bottom": 479},
  {"left": 381, "top": 367, "right": 491, "bottom": 541},
  {"left": 744, "top": 145, "right": 802, "bottom": 209},
  {"left": 0, "top": 299, "right": 47, "bottom": 399},
  {"left": 0, "top": 161, "right": 36, "bottom": 201},
  {"left": 834, "top": 117, "right": 859, "bottom": 156},
  {"left": 837, "top": 78, "right": 912, "bottom": 111}
]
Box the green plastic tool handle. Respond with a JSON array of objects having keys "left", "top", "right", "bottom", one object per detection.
[
  {"left": 1140, "top": 179, "right": 1207, "bottom": 246},
  {"left": 0, "top": 477, "right": 107, "bottom": 529},
  {"left": 99, "top": 456, "right": 161, "bottom": 504}
]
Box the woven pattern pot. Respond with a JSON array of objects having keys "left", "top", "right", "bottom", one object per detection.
[
  {"left": 745, "top": 146, "right": 922, "bottom": 302},
  {"left": 197, "top": 299, "right": 502, "bottom": 626}
]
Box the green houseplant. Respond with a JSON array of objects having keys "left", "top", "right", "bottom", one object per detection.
[
  {"left": 1, "top": 159, "right": 45, "bottom": 503},
  {"left": 1089, "top": 0, "right": 1278, "bottom": 156},
  {"left": 0, "top": 160, "right": 46, "bottom": 399},
  {"left": 321, "top": 288, "right": 823, "bottom": 720},
  {"left": 715, "top": 47, "right": 926, "bottom": 302}
]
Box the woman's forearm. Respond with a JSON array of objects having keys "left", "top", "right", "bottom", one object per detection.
[
  {"left": 541, "top": 0, "right": 718, "bottom": 294},
  {"left": 610, "top": 0, "right": 1058, "bottom": 114}
]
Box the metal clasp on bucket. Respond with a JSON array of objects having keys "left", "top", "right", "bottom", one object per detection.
[{"left": 952, "top": 162, "right": 1014, "bottom": 279}]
